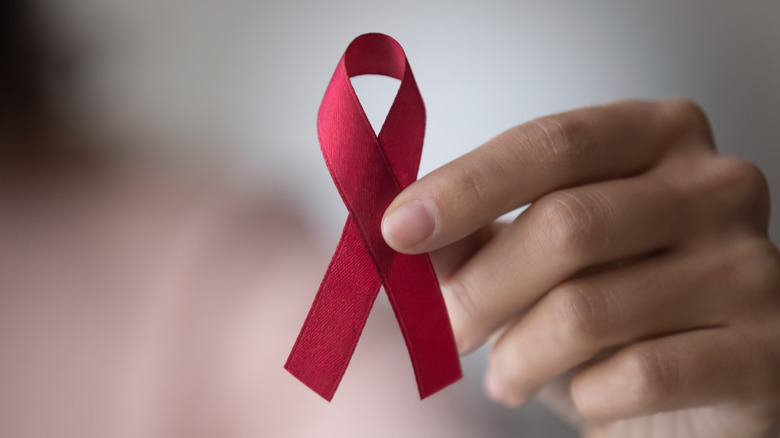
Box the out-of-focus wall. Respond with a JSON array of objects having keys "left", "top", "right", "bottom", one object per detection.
[{"left": 45, "top": 0, "right": 780, "bottom": 245}]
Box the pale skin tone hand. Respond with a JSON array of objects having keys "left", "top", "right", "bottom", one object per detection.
[{"left": 381, "top": 99, "right": 780, "bottom": 438}]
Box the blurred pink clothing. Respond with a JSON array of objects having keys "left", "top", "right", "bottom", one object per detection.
[{"left": 0, "top": 169, "right": 486, "bottom": 438}]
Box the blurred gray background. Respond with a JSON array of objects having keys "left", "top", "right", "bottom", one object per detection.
[
  {"left": 49, "top": 0, "right": 780, "bottom": 244},
  {"left": 43, "top": 0, "right": 780, "bottom": 436}
]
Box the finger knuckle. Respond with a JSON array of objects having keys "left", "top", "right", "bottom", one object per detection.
[
  {"left": 534, "top": 190, "right": 606, "bottom": 259},
  {"left": 661, "top": 98, "right": 715, "bottom": 145},
  {"left": 687, "top": 156, "right": 771, "bottom": 232},
  {"left": 450, "top": 156, "right": 495, "bottom": 211},
  {"left": 719, "top": 157, "right": 771, "bottom": 214},
  {"left": 551, "top": 281, "right": 608, "bottom": 344},
  {"left": 622, "top": 346, "right": 676, "bottom": 406},
  {"left": 526, "top": 116, "right": 592, "bottom": 171}
]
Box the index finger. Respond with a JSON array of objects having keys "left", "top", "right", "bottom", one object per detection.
[{"left": 381, "top": 99, "right": 712, "bottom": 253}]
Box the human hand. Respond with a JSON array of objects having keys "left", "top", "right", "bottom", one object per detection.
[{"left": 382, "top": 100, "right": 780, "bottom": 438}]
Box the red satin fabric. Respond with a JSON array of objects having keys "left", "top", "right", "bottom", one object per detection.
[{"left": 285, "top": 33, "right": 462, "bottom": 401}]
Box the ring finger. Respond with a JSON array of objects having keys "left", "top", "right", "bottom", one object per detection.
[{"left": 485, "top": 238, "right": 768, "bottom": 406}]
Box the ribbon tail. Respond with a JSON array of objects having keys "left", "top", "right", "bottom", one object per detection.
[
  {"left": 285, "top": 215, "right": 381, "bottom": 401},
  {"left": 381, "top": 252, "right": 463, "bottom": 399}
]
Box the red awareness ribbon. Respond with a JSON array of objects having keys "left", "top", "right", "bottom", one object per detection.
[{"left": 285, "top": 33, "right": 462, "bottom": 401}]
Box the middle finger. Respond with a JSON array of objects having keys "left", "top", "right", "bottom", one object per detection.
[{"left": 443, "top": 173, "right": 690, "bottom": 353}]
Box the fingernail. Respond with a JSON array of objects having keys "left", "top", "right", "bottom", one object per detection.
[{"left": 382, "top": 199, "right": 436, "bottom": 250}]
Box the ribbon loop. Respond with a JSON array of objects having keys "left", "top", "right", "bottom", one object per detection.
[{"left": 285, "top": 33, "right": 461, "bottom": 401}]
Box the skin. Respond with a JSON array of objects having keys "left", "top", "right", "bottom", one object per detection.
[{"left": 382, "top": 99, "right": 780, "bottom": 438}]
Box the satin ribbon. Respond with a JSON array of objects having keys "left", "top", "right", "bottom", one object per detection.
[{"left": 285, "top": 33, "right": 462, "bottom": 401}]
